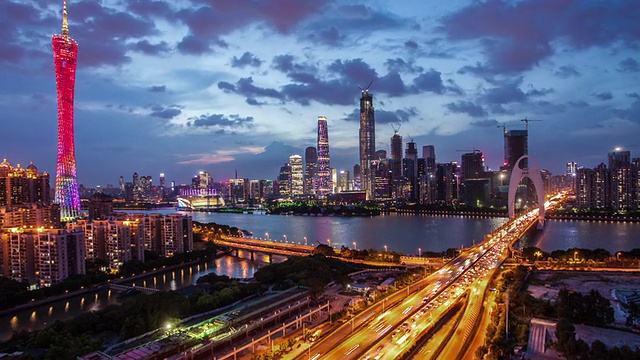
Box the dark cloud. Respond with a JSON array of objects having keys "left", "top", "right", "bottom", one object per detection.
[
  {"left": 342, "top": 108, "right": 417, "bottom": 124},
  {"left": 177, "top": 0, "right": 330, "bottom": 52},
  {"left": 592, "top": 91, "right": 613, "bottom": 101},
  {"left": 470, "top": 119, "right": 499, "bottom": 127},
  {"left": 308, "top": 27, "right": 345, "bottom": 46},
  {"left": 526, "top": 87, "right": 554, "bottom": 97},
  {"left": 150, "top": 107, "right": 181, "bottom": 119},
  {"left": 148, "top": 85, "right": 166, "bottom": 93},
  {"left": 405, "top": 40, "right": 419, "bottom": 49},
  {"left": 385, "top": 58, "right": 424, "bottom": 74},
  {"left": 482, "top": 80, "right": 527, "bottom": 104},
  {"left": 305, "top": 4, "right": 408, "bottom": 40},
  {"left": 327, "top": 59, "right": 378, "bottom": 86},
  {"left": 457, "top": 62, "right": 494, "bottom": 77},
  {"left": 218, "top": 77, "right": 284, "bottom": 100},
  {"left": 412, "top": 69, "right": 445, "bottom": 94},
  {"left": 568, "top": 100, "right": 589, "bottom": 108},
  {"left": 246, "top": 98, "right": 266, "bottom": 106},
  {"left": 442, "top": 0, "right": 640, "bottom": 73},
  {"left": 611, "top": 100, "right": 640, "bottom": 124},
  {"left": 188, "top": 113, "right": 254, "bottom": 128},
  {"left": 272, "top": 55, "right": 297, "bottom": 73},
  {"left": 554, "top": 65, "right": 581, "bottom": 79},
  {"left": 618, "top": 58, "right": 639, "bottom": 72},
  {"left": 445, "top": 79, "right": 465, "bottom": 96},
  {"left": 627, "top": 92, "right": 640, "bottom": 99},
  {"left": 177, "top": 35, "right": 212, "bottom": 55},
  {"left": 127, "top": 0, "right": 174, "bottom": 18},
  {"left": 445, "top": 101, "right": 487, "bottom": 117},
  {"left": 231, "top": 52, "right": 263, "bottom": 68},
  {"left": 130, "top": 40, "right": 171, "bottom": 55}
]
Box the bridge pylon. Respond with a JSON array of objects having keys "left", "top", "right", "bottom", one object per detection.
[{"left": 508, "top": 155, "right": 545, "bottom": 229}]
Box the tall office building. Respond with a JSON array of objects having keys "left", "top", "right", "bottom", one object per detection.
[
  {"left": 359, "top": 89, "right": 376, "bottom": 200},
  {"left": 565, "top": 162, "right": 578, "bottom": 175},
  {"left": 53, "top": 0, "right": 81, "bottom": 221},
  {"left": 316, "top": 116, "right": 331, "bottom": 197},
  {"left": 461, "top": 151, "right": 485, "bottom": 181},
  {"left": 608, "top": 149, "right": 631, "bottom": 171},
  {"left": 502, "top": 130, "right": 528, "bottom": 170},
  {"left": 289, "top": 155, "right": 303, "bottom": 196},
  {"left": 390, "top": 131, "right": 403, "bottom": 180},
  {"left": 304, "top": 147, "right": 317, "bottom": 195},
  {"left": 422, "top": 145, "right": 436, "bottom": 160}
]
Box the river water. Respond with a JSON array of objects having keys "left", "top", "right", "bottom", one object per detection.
[{"left": 1, "top": 211, "right": 638, "bottom": 341}]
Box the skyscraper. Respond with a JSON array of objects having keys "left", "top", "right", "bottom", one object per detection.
[
  {"left": 390, "top": 131, "right": 403, "bottom": 180},
  {"left": 316, "top": 116, "right": 331, "bottom": 197},
  {"left": 304, "top": 147, "right": 317, "bottom": 195},
  {"left": 359, "top": 88, "right": 376, "bottom": 200},
  {"left": 503, "top": 130, "right": 528, "bottom": 170},
  {"left": 289, "top": 155, "right": 303, "bottom": 196},
  {"left": 53, "top": 0, "right": 80, "bottom": 221}
]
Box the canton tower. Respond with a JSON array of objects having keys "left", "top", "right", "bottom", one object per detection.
[
  {"left": 316, "top": 116, "right": 331, "bottom": 197},
  {"left": 52, "top": 0, "right": 81, "bottom": 221}
]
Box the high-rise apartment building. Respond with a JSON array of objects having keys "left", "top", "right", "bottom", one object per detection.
[
  {"left": 0, "top": 159, "right": 51, "bottom": 207},
  {"left": 289, "top": 155, "right": 304, "bottom": 196},
  {"left": 53, "top": 1, "right": 81, "bottom": 221},
  {"left": 316, "top": 116, "right": 331, "bottom": 197},
  {"left": 0, "top": 227, "right": 85, "bottom": 288},
  {"left": 304, "top": 147, "right": 317, "bottom": 195},
  {"left": 277, "top": 163, "right": 292, "bottom": 197},
  {"left": 359, "top": 89, "right": 376, "bottom": 200}
]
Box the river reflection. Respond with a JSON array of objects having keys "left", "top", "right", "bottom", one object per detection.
[{"left": 0, "top": 255, "right": 262, "bottom": 341}]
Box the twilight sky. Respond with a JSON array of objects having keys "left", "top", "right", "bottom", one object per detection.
[{"left": 1, "top": 0, "right": 639, "bottom": 187}]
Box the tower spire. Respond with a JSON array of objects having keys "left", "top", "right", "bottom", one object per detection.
[{"left": 62, "top": 0, "right": 69, "bottom": 36}]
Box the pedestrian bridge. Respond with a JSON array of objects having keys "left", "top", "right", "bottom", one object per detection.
[{"left": 108, "top": 283, "right": 162, "bottom": 294}]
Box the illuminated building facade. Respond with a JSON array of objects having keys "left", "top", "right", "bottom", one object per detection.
[
  {"left": 0, "top": 159, "right": 51, "bottom": 207},
  {"left": 0, "top": 227, "right": 85, "bottom": 288},
  {"left": 359, "top": 89, "right": 376, "bottom": 200},
  {"left": 316, "top": 116, "right": 331, "bottom": 197},
  {"left": 289, "top": 155, "right": 304, "bottom": 196},
  {"left": 53, "top": 1, "right": 81, "bottom": 221},
  {"left": 304, "top": 147, "right": 317, "bottom": 195}
]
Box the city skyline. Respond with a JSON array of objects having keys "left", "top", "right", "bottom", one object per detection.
[{"left": 1, "top": 0, "right": 639, "bottom": 186}]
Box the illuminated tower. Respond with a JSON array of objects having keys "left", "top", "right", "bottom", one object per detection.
[
  {"left": 316, "top": 116, "right": 331, "bottom": 197},
  {"left": 53, "top": 0, "right": 80, "bottom": 221},
  {"left": 359, "top": 87, "right": 376, "bottom": 200}
]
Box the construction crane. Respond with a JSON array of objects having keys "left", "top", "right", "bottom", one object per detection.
[
  {"left": 496, "top": 123, "right": 507, "bottom": 134},
  {"left": 391, "top": 123, "right": 401, "bottom": 134},
  {"left": 521, "top": 117, "right": 543, "bottom": 132}
]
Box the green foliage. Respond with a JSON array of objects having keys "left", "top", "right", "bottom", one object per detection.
[{"left": 557, "top": 288, "right": 614, "bottom": 326}]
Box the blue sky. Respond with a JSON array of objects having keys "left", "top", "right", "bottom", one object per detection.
[{"left": 1, "top": 0, "right": 639, "bottom": 187}]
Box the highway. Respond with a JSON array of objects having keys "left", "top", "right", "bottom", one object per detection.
[{"left": 305, "top": 193, "right": 565, "bottom": 359}]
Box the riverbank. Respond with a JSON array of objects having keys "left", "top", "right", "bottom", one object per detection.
[{"left": 0, "top": 252, "right": 223, "bottom": 318}]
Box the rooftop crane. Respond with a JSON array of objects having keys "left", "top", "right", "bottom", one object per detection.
[
  {"left": 521, "top": 117, "right": 543, "bottom": 132},
  {"left": 391, "top": 123, "right": 401, "bottom": 134}
]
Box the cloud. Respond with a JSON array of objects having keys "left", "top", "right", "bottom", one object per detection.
[
  {"left": 218, "top": 77, "right": 284, "bottom": 100},
  {"left": 526, "top": 87, "right": 554, "bottom": 97},
  {"left": 188, "top": 113, "right": 254, "bottom": 128},
  {"left": 177, "top": 34, "right": 212, "bottom": 55},
  {"left": 404, "top": 40, "right": 419, "bottom": 49},
  {"left": 130, "top": 40, "right": 171, "bottom": 55},
  {"left": 150, "top": 107, "right": 181, "bottom": 119},
  {"left": 442, "top": 0, "right": 640, "bottom": 74},
  {"left": 627, "top": 92, "right": 640, "bottom": 99},
  {"left": 385, "top": 58, "right": 424, "bottom": 74},
  {"left": 568, "top": 100, "right": 589, "bottom": 108},
  {"left": 482, "top": 79, "right": 527, "bottom": 104},
  {"left": 342, "top": 107, "right": 417, "bottom": 124},
  {"left": 611, "top": 100, "right": 640, "bottom": 124},
  {"left": 445, "top": 101, "right": 487, "bottom": 117},
  {"left": 470, "top": 119, "right": 499, "bottom": 127},
  {"left": 592, "top": 91, "right": 613, "bottom": 101},
  {"left": 231, "top": 52, "right": 263, "bottom": 68},
  {"left": 618, "top": 58, "right": 639, "bottom": 72},
  {"left": 148, "top": 85, "right": 166, "bottom": 93},
  {"left": 411, "top": 69, "right": 445, "bottom": 94},
  {"left": 554, "top": 65, "right": 581, "bottom": 79},
  {"left": 307, "top": 26, "right": 345, "bottom": 46}
]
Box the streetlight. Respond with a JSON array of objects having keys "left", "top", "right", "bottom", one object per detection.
[
  {"left": 353, "top": 242, "right": 357, "bottom": 250},
  {"left": 418, "top": 248, "right": 422, "bottom": 258},
  {"left": 617, "top": 252, "right": 622, "bottom": 261},
  {"left": 327, "top": 239, "right": 331, "bottom": 247},
  {"left": 304, "top": 237, "right": 308, "bottom": 246},
  {"left": 384, "top": 245, "right": 388, "bottom": 253},
  {"left": 284, "top": 234, "right": 287, "bottom": 243},
  {"left": 574, "top": 251, "right": 578, "bottom": 261},
  {"left": 265, "top": 232, "right": 269, "bottom": 240}
]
